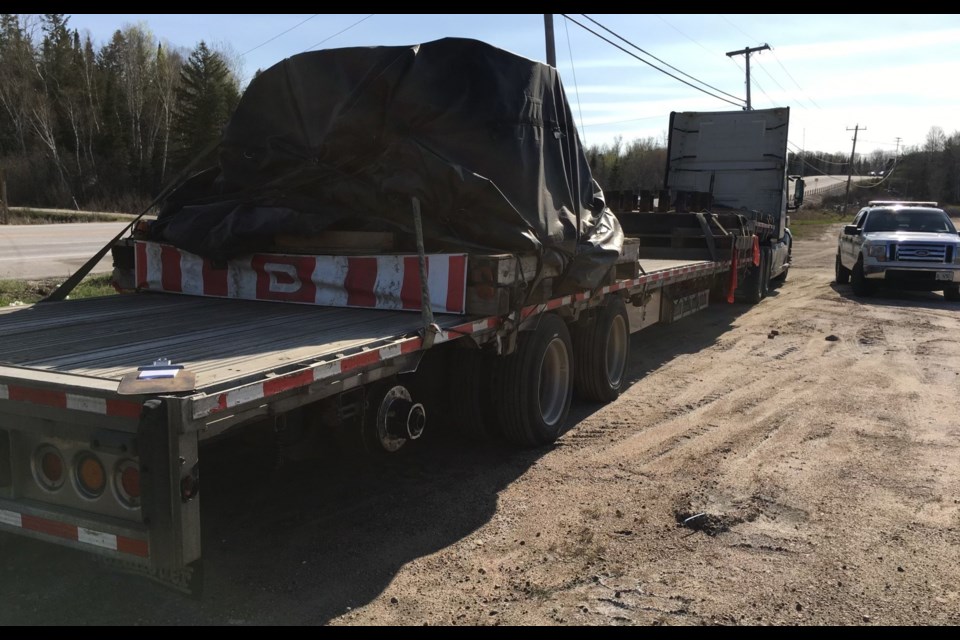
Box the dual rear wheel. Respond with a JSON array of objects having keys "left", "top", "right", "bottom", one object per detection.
[{"left": 448, "top": 296, "right": 631, "bottom": 448}]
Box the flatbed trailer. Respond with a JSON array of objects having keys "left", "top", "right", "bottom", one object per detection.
[{"left": 0, "top": 229, "right": 755, "bottom": 592}]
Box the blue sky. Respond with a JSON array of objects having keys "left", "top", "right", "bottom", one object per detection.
[{"left": 61, "top": 13, "right": 960, "bottom": 157}]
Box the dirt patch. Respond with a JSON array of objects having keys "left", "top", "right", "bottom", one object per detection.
[{"left": 2, "top": 223, "right": 960, "bottom": 625}]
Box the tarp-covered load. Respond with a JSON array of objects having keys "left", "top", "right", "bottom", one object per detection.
[{"left": 150, "top": 37, "right": 623, "bottom": 293}]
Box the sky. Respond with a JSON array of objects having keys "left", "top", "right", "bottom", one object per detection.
[{"left": 59, "top": 13, "right": 960, "bottom": 158}]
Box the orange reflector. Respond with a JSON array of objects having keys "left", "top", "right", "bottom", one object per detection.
[
  {"left": 120, "top": 465, "right": 140, "bottom": 499},
  {"left": 76, "top": 454, "right": 105, "bottom": 497}
]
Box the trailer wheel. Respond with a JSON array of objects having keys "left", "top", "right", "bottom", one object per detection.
[
  {"left": 835, "top": 253, "right": 850, "bottom": 284},
  {"left": 491, "top": 313, "right": 573, "bottom": 447},
  {"left": 446, "top": 348, "right": 495, "bottom": 441},
  {"left": 572, "top": 296, "right": 630, "bottom": 402}
]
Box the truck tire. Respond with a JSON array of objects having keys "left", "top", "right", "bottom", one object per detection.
[
  {"left": 835, "top": 253, "right": 850, "bottom": 284},
  {"left": 572, "top": 295, "right": 630, "bottom": 402},
  {"left": 771, "top": 265, "right": 788, "bottom": 287},
  {"left": 944, "top": 285, "right": 960, "bottom": 301},
  {"left": 446, "top": 348, "right": 495, "bottom": 441},
  {"left": 759, "top": 247, "right": 772, "bottom": 298},
  {"left": 490, "top": 313, "right": 573, "bottom": 447},
  {"left": 850, "top": 257, "right": 872, "bottom": 297},
  {"left": 738, "top": 249, "right": 765, "bottom": 304}
]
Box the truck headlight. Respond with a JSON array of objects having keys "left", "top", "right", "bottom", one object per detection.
[{"left": 867, "top": 245, "right": 887, "bottom": 259}]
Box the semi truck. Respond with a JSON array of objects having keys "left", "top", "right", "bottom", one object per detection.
[{"left": 0, "top": 39, "right": 799, "bottom": 593}]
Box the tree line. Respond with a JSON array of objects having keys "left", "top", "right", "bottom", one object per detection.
[
  {"left": 1, "top": 14, "right": 957, "bottom": 212},
  {"left": 0, "top": 14, "right": 239, "bottom": 212},
  {"left": 586, "top": 127, "right": 960, "bottom": 206}
]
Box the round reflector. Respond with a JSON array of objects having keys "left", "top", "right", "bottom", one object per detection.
[
  {"left": 33, "top": 445, "right": 65, "bottom": 491},
  {"left": 114, "top": 459, "right": 141, "bottom": 508},
  {"left": 75, "top": 453, "right": 105, "bottom": 498}
]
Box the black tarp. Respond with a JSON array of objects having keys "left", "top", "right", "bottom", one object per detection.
[{"left": 151, "top": 37, "right": 623, "bottom": 293}]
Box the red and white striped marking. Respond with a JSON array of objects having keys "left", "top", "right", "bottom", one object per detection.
[
  {"left": 193, "top": 315, "right": 500, "bottom": 419},
  {"left": 135, "top": 241, "right": 468, "bottom": 314},
  {"left": 0, "top": 383, "right": 141, "bottom": 418},
  {"left": 0, "top": 507, "right": 148, "bottom": 558},
  {"left": 190, "top": 260, "right": 731, "bottom": 420}
]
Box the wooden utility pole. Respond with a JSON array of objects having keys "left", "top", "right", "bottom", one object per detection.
[
  {"left": 726, "top": 44, "right": 770, "bottom": 110},
  {"left": 843, "top": 125, "right": 865, "bottom": 214},
  {"left": 0, "top": 169, "right": 8, "bottom": 225},
  {"left": 544, "top": 14, "right": 557, "bottom": 67}
]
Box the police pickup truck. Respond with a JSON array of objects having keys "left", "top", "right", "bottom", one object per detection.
[{"left": 835, "top": 200, "right": 960, "bottom": 300}]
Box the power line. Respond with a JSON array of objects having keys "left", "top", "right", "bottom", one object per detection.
[
  {"left": 560, "top": 14, "right": 744, "bottom": 109},
  {"left": 719, "top": 15, "right": 759, "bottom": 43},
  {"left": 305, "top": 14, "right": 375, "bottom": 51},
  {"left": 768, "top": 47, "right": 820, "bottom": 109},
  {"left": 652, "top": 14, "right": 717, "bottom": 58},
  {"left": 240, "top": 14, "right": 319, "bottom": 57},
  {"left": 563, "top": 17, "right": 586, "bottom": 145},
  {"left": 581, "top": 114, "right": 666, "bottom": 128},
  {"left": 578, "top": 14, "right": 744, "bottom": 103}
]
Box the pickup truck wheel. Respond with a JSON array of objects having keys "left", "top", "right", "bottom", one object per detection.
[
  {"left": 850, "top": 257, "right": 872, "bottom": 297},
  {"left": 835, "top": 253, "right": 850, "bottom": 284},
  {"left": 944, "top": 285, "right": 960, "bottom": 301},
  {"left": 491, "top": 313, "right": 573, "bottom": 447},
  {"left": 572, "top": 295, "right": 630, "bottom": 402}
]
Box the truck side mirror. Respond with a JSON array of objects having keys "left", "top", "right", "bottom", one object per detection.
[
  {"left": 792, "top": 177, "right": 804, "bottom": 208},
  {"left": 843, "top": 225, "right": 860, "bottom": 236}
]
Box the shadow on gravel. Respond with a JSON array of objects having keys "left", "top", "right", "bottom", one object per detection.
[
  {"left": 0, "top": 300, "right": 750, "bottom": 625},
  {"left": 828, "top": 282, "right": 958, "bottom": 310},
  {"left": 568, "top": 300, "right": 744, "bottom": 425}
]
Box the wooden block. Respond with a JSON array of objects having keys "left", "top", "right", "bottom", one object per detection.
[{"left": 273, "top": 231, "right": 396, "bottom": 253}]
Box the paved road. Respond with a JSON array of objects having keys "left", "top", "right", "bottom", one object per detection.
[{"left": 0, "top": 222, "right": 129, "bottom": 280}]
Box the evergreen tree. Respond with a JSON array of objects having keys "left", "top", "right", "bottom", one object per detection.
[{"left": 171, "top": 41, "right": 239, "bottom": 170}]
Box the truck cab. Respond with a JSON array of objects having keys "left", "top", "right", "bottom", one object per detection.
[
  {"left": 835, "top": 201, "right": 960, "bottom": 300},
  {"left": 665, "top": 107, "right": 802, "bottom": 301}
]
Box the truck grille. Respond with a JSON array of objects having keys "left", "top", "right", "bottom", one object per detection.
[{"left": 893, "top": 243, "right": 949, "bottom": 263}]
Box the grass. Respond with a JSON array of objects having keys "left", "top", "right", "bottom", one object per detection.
[
  {"left": 2, "top": 207, "right": 134, "bottom": 224},
  {"left": 789, "top": 209, "right": 849, "bottom": 240},
  {"left": 0, "top": 274, "right": 116, "bottom": 306}
]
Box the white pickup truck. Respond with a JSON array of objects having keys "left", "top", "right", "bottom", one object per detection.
[{"left": 835, "top": 201, "right": 960, "bottom": 300}]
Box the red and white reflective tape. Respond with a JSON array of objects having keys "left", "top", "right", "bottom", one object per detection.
[
  {"left": 192, "top": 315, "right": 500, "bottom": 419},
  {"left": 135, "top": 241, "right": 469, "bottom": 314},
  {"left": 0, "top": 507, "right": 148, "bottom": 558},
  {"left": 190, "top": 261, "right": 730, "bottom": 420},
  {"left": 0, "top": 383, "right": 141, "bottom": 419}
]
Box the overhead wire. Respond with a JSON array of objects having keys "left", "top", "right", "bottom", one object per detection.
[
  {"left": 239, "top": 14, "right": 319, "bottom": 57},
  {"left": 578, "top": 14, "right": 744, "bottom": 103},
  {"left": 560, "top": 14, "right": 744, "bottom": 109},
  {"left": 563, "top": 17, "right": 587, "bottom": 145},
  {"left": 305, "top": 14, "right": 375, "bottom": 51}
]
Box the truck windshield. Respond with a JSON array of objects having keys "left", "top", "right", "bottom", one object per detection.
[{"left": 863, "top": 209, "right": 957, "bottom": 233}]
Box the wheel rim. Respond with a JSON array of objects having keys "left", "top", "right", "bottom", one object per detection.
[
  {"left": 605, "top": 314, "right": 628, "bottom": 387},
  {"left": 538, "top": 337, "right": 570, "bottom": 426}
]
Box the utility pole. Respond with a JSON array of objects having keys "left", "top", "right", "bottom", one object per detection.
[
  {"left": 543, "top": 14, "right": 557, "bottom": 67},
  {"left": 726, "top": 44, "right": 770, "bottom": 110},
  {"left": 894, "top": 136, "right": 901, "bottom": 159},
  {"left": 843, "top": 124, "right": 865, "bottom": 214}
]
